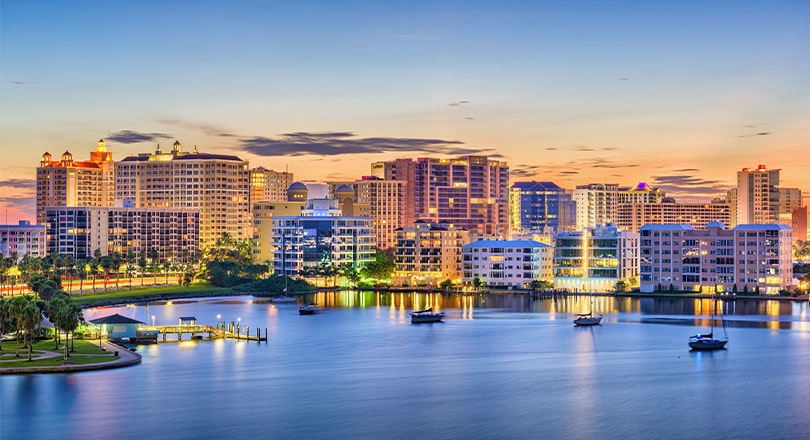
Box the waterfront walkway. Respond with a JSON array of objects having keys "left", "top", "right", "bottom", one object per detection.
[{"left": 0, "top": 341, "right": 141, "bottom": 374}]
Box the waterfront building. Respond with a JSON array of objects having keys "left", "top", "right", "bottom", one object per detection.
[
  {"left": 462, "top": 240, "right": 552, "bottom": 288},
  {"left": 639, "top": 222, "right": 793, "bottom": 295},
  {"left": 735, "top": 164, "right": 780, "bottom": 226},
  {"left": 616, "top": 198, "right": 732, "bottom": 233},
  {"left": 114, "top": 141, "right": 251, "bottom": 246},
  {"left": 0, "top": 220, "right": 47, "bottom": 260},
  {"left": 573, "top": 183, "right": 619, "bottom": 231},
  {"left": 328, "top": 177, "right": 406, "bottom": 249},
  {"left": 44, "top": 206, "right": 199, "bottom": 262},
  {"left": 392, "top": 221, "right": 470, "bottom": 287},
  {"left": 509, "top": 181, "right": 575, "bottom": 234},
  {"left": 372, "top": 155, "right": 510, "bottom": 237},
  {"left": 36, "top": 139, "right": 115, "bottom": 225},
  {"left": 618, "top": 182, "right": 665, "bottom": 204},
  {"left": 554, "top": 223, "right": 640, "bottom": 293},
  {"left": 250, "top": 166, "right": 293, "bottom": 205},
  {"left": 270, "top": 215, "right": 375, "bottom": 279}
]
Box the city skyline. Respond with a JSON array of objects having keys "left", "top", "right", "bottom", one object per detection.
[{"left": 2, "top": 1, "right": 809, "bottom": 222}]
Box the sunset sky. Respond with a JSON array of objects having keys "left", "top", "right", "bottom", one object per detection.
[{"left": 1, "top": 0, "right": 808, "bottom": 222}]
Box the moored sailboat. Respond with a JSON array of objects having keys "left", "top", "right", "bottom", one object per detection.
[{"left": 689, "top": 295, "right": 728, "bottom": 350}]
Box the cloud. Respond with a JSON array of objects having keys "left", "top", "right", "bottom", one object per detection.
[
  {"left": 558, "top": 171, "right": 580, "bottom": 175},
  {"left": 617, "top": 77, "right": 629, "bottom": 81},
  {"left": 545, "top": 147, "right": 557, "bottom": 151},
  {"left": 601, "top": 147, "right": 619, "bottom": 151},
  {"left": 738, "top": 132, "right": 771, "bottom": 138},
  {"left": 589, "top": 158, "right": 638, "bottom": 169},
  {"left": 10, "top": 81, "right": 36, "bottom": 85},
  {"left": 575, "top": 146, "right": 595, "bottom": 152},
  {"left": 672, "top": 168, "right": 700, "bottom": 172},
  {"left": 238, "top": 131, "right": 492, "bottom": 157},
  {"left": 651, "top": 174, "right": 731, "bottom": 197},
  {"left": 106, "top": 130, "right": 172, "bottom": 144},
  {"left": 465, "top": 117, "right": 476, "bottom": 120},
  {"left": 510, "top": 165, "right": 542, "bottom": 179},
  {"left": 0, "top": 178, "right": 36, "bottom": 190},
  {"left": 156, "top": 118, "right": 236, "bottom": 137},
  {"left": 448, "top": 100, "right": 470, "bottom": 107}
]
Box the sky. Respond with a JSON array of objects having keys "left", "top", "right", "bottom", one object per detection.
[{"left": 1, "top": 0, "right": 809, "bottom": 223}]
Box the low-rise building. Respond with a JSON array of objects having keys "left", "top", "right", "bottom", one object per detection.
[
  {"left": 462, "top": 240, "right": 552, "bottom": 288},
  {"left": 639, "top": 222, "right": 793, "bottom": 295},
  {"left": 392, "top": 221, "right": 469, "bottom": 287},
  {"left": 554, "top": 223, "right": 639, "bottom": 293},
  {"left": 0, "top": 220, "right": 47, "bottom": 260}
]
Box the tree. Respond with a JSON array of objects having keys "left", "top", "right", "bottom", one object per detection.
[
  {"left": 0, "top": 297, "right": 8, "bottom": 350},
  {"left": 20, "top": 301, "right": 42, "bottom": 361},
  {"left": 439, "top": 279, "right": 453, "bottom": 290},
  {"left": 360, "top": 251, "right": 395, "bottom": 284},
  {"left": 138, "top": 250, "right": 148, "bottom": 286}
]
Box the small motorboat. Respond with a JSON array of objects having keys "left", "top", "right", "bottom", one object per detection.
[
  {"left": 299, "top": 304, "right": 318, "bottom": 315},
  {"left": 573, "top": 312, "right": 602, "bottom": 326},
  {"left": 410, "top": 308, "right": 445, "bottom": 323}
]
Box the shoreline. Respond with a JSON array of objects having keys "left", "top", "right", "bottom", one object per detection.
[{"left": 0, "top": 340, "right": 141, "bottom": 375}]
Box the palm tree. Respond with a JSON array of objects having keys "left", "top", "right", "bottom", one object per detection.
[
  {"left": 138, "top": 250, "right": 148, "bottom": 286},
  {"left": 9, "top": 296, "right": 30, "bottom": 357},
  {"left": 20, "top": 301, "right": 42, "bottom": 361},
  {"left": 75, "top": 259, "right": 88, "bottom": 293},
  {"left": 125, "top": 251, "right": 136, "bottom": 289},
  {"left": 0, "top": 297, "right": 8, "bottom": 350},
  {"left": 110, "top": 252, "right": 123, "bottom": 290}
]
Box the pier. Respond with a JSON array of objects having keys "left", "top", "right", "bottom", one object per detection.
[{"left": 136, "top": 322, "right": 267, "bottom": 343}]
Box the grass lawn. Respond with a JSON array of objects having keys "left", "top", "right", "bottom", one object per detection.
[
  {"left": 71, "top": 284, "right": 234, "bottom": 306},
  {"left": 1, "top": 339, "right": 116, "bottom": 368}
]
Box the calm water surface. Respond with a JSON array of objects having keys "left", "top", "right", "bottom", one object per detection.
[{"left": 3, "top": 293, "right": 810, "bottom": 440}]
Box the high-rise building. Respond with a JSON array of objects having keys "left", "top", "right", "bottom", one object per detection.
[
  {"left": 327, "top": 177, "right": 406, "bottom": 249},
  {"left": 618, "top": 182, "right": 665, "bottom": 204},
  {"left": 115, "top": 141, "right": 251, "bottom": 246},
  {"left": 616, "top": 198, "right": 732, "bottom": 233},
  {"left": 573, "top": 183, "right": 619, "bottom": 230},
  {"left": 36, "top": 139, "right": 115, "bottom": 225},
  {"left": 392, "top": 221, "right": 469, "bottom": 287},
  {"left": 554, "top": 222, "right": 639, "bottom": 293},
  {"left": 639, "top": 222, "right": 793, "bottom": 295},
  {"left": 779, "top": 187, "right": 803, "bottom": 214},
  {"left": 44, "top": 206, "right": 199, "bottom": 261},
  {"left": 509, "top": 181, "right": 576, "bottom": 234},
  {"left": 372, "top": 155, "right": 510, "bottom": 237},
  {"left": 0, "top": 220, "right": 47, "bottom": 260},
  {"left": 250, "top": 167, "right": 293, "bottom": 205},
  {"left": 736, "top": 164, "right": 780, "bottom": 225}
]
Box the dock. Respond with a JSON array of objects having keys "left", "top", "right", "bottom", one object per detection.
[{"left": 136, "top": 323, "right": 267, "bottom": 343}]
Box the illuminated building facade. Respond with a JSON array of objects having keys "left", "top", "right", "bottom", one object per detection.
[
  {"left": 328, "top": 177, "right": 406, "bottom": 249},
  {"left": 573, "top": 183, "right": 619, "bottom": 230},
  {"left": 115, "top": 141, "right": 250, "bottom": 246},
  {"left": 44, "top": 206, "right": 199, "bottom": 261},
  {"left": 509, "top": 181, "right": 575, "bottom": 233},
  {"left": 36, "top": 139, "right": 115, "bottom": 225},
  {"left": 554, "top": 223, "right": 640, "bottom": 293},
  {"left": 250, "top": 166, "right": 293, "bottom": 204},
  {"left": 736, "top": 164, "right": 780, "bottom": 225},
  {"left": 372, "top": 155, "right": 510, "bottom": 237},
  {"left": 616, "top": 198, "right": 731, "bottom": 233},
  {"left": 0, "top": 221, "right": 47, "bottom": 260},
  {"left": 462, "top": 240, "right": 552, "bottom": 288},
  {"left": 618, "top": 182, "right": 665, "bottom": 204},
  {"left": 392, "top": 221, "right": 470, "bottom": 287},
  {"left": 639, "top": 222, "right": 793, "bottom": 295},
  {"left": 270, "top": 216, "right": 375, "bottom": 278}
]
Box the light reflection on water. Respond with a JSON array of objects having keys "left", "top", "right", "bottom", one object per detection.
[{"left": 3, "top": 293, "right": 810, "bottom": 440}]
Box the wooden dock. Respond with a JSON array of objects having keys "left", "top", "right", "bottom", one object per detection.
[{"left": 136, "top": 323, "right": 267, "bottom": 343}]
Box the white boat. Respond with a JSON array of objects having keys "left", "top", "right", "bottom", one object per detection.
[
  {"left": 689, "top": 295, "right": 728, "bottom": 351},
  {"left": 299, "top": 304, "right": 318, "bottom": 315},
  {"left": 573, "top": 312, "right": 602, "bottom": 326},
  {"left": 410, "top": 308, "right": 445, "bottom": 323}
]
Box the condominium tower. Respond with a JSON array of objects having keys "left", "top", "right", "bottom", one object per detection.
[
  {"left": 115, "top": 141, "right": 251, "bottom": 246},
  {"left": 372, "top": 155, "right": 509, "bottom": 237}
]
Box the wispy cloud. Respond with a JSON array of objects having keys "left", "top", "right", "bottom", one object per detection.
[
  {"left": 106, "top": 130, "right": 172, "bottom": 144},
  {"left": 672, "top": 168, "right": 700, "bottom": 172},
  {"left": 238, "top": 131, "right": 492, "bottom": 157},
  {"left": 589, "top": 158, "right": 639, "bottom": 169},
  {"left": 575, "top": 146, "right": 595, "bottom": 152},
  {"left": 738, "top": 132, "right": 771, "bottom": 138},
  {"left": 0, "top": 178, "right": 36, "bottom": 190},
  {"left": 10, "top": 80, "right": 36, "bottom": 85},
  {"left": 448, "top": 100, "right": 470, "bottom": 107},
  {"left": 0, "top": 178, "right": 36, "bottom": 211},
  {"left": 156, "top": 118, "right": 236, "bottom": 137}
]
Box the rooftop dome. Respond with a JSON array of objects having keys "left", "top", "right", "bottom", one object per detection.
[
  {"left": 287, "top": 182, "right": 308, "bottom": 191},
  {"left": 334, "top": 184, "right": 354, "bottom": 193},
  {"left": 631, "top": 182, "right": 652, "bottom": 191}
]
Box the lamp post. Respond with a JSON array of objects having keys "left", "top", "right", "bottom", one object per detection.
[
  {"left": 151, "top": 315, "right": 155, "bottom": 327},
  {"left": 237, "top": 317, "right": 241, "bottom": 338},
  {"left": 217, "top": 314, "right": 221, "bottom": 330}
]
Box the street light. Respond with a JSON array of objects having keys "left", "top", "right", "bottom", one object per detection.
[{"left": 151, "top": 315, "right": 155, "bottom": 327}]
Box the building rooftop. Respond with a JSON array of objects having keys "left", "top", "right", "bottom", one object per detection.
[{"left": 463, "top": 240, "right": 550, "bottom": 248}]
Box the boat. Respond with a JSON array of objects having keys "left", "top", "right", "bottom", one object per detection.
[
  {"left": 689, "top": 295, "right": 728, "bottom": 351},
  {"left": 410, "top": 308, "right": 445, "bottom": 323},
  {"left": 573, "top": 312, "right": 602, "bottom": 326},
  {"left": 270, "top": 295, "right": 297, "bottom": 303},
  {"left": 298, "top": 304, "right": 318, "bottom": 315}
]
